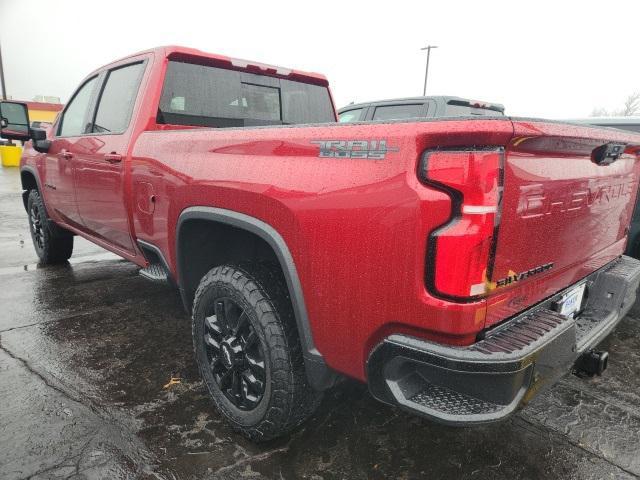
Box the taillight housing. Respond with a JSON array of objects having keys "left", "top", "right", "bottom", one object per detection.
[{"left": 420, "top": 148, "right": 504, "bottom": 300}]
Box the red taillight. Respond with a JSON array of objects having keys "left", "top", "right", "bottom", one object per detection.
[{"left": 421, "top": 148, "right": 503, "bottom": 300}]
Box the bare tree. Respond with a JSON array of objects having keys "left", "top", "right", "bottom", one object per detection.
[
  {"left": 592, "top": 92, "right": 640, "bottom": 117},
  {"left": 616, "top": 92, "right": 640, "bottom": 116}
]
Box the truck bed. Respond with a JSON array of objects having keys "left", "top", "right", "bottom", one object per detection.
[{"left": 131, "top": 116, "right": 640, "bottom": 380}]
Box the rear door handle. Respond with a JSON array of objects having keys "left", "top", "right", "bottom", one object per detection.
[
  {"left": 57, "top": 150, "right": 73, "bottom": 160},
  {"left": 104, "top": 153, "right": 122, "bottom": 163}
]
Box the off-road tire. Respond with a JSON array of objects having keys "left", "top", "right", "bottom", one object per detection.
[
  {"left": 192, "top": 263, "right": 322, "bottom": 441},
  {"left": 27, "top": 189, "right": 74, "bottom": 264}
]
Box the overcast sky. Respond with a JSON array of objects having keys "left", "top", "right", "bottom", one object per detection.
[{"left": 0, "top": 0, "right": 637, "bottom": 119}]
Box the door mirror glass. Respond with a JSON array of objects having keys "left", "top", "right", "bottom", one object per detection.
[{"left": 0, "top": 101, "right": 31, "bottom": 141}]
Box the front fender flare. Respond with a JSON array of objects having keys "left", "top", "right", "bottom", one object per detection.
[{"left": 20, "top": 165, "right": 44, "bottom": 212}]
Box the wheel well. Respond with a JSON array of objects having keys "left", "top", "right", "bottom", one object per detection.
[
  {"left": 177, "top": 219, "right": 279, "bottom": 306},
  {"left": 20, "top": 170, "right": 38, "bottom": 211},
  {"left": 21, "top": 170, "right": 38, "bottom": 191},
  {"left": 176, "top": 208, "right": 340, "bottom": 391}
]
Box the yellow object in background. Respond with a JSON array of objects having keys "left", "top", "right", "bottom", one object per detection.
[
  {"left": 28, "top": 108, "right": 59, "bottom": 123},
  {"left": 0, "top": 145, "right": 22, "bottom": 167},
  {"left": 25, "top": 100, "right": 63, "bottom": 126}
]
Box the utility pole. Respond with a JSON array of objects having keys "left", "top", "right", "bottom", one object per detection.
[
  {"left": 421, "top": 45, "right": 438, "bottom": 96},
  {"left": 0, "top": 41, "right": 6, "bottom": 100}
]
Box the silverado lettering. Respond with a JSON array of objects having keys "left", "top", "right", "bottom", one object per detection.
[
  {"left": 3, "top": 46, "right": 640, "bottom": 443},
  {"left": 495, "top": 263, "right": 554, "bottom": 288}
]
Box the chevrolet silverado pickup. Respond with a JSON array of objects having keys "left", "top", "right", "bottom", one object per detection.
[{"left": 2, "top": 46, "right": 640, "bottom": 442}]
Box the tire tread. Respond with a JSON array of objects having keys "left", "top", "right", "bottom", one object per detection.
[
  {"left": 192, "top": 262, "right": 322, "bottom": 441},
  {"left": 27, "top": 189, "right": 73, "bottom": 264}
]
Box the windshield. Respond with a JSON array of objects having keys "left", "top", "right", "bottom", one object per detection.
[{"left": 158, "top": 60, "right": 335, "bottom": 128}]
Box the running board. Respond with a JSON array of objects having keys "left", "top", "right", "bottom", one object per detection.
[{"left": 139, "top": 263, "right": 170, "bottom": 283}]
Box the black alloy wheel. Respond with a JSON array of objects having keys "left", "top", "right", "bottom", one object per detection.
[
  {"left": 30, "top": 202, "right": 44, "bottom": 251},
  {"left": 203, "top": 297, "right": 266, "bottom": 410},
  {"left": 26, "top": 189, "right": 74, "bottom": 264},
  {"left": 192, "top": 264, "right": 322, "bottom": 441}
]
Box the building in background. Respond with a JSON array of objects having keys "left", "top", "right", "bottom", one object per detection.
[
  {"left": 32, "top": 95, "right": 61, "bottom": 104},
  {"left": 2, "top": 95, "right": 63, "bottom": 128},
  {"left": 25, "top": 99, "right": 63, "bottom": 128}
]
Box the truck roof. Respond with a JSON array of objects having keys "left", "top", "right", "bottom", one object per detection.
[
  {"left": 339, "top": 96, "right": 505, "bottom": 113},
  {"left": 94, "top": 45, "right": 330, "bottom": 87}
]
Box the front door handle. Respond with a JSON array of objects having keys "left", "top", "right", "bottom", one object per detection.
[
  {"left": 57, "top": 150, "right": 73, "bottom": 160},
  {"left": 104, "top": 153, "right": 122, "bottom": 163}
]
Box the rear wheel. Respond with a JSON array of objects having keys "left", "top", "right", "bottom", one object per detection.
[
  {"left": 192, "top": 263, "right": 322, "bottom": 441},
  {"left": 27, "top": 189, "right": 74, "bottom": 264}
]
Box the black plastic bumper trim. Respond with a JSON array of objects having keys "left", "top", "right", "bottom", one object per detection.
[{"left": 367, "top": 255, "right": 640, "bottom": 425}]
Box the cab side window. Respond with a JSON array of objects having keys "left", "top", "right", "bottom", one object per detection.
[
  {"left": 58, "top": 76, "right": 98, "bottom": 137},
  {"left": 372, "top": 104, "right": 423, "bottom": 121},
  {"left": 338, "top": 108, "right": 364, "bottom": 122},
  {"left": 92, "top": 62, "right": 145, "bottom": 134}
]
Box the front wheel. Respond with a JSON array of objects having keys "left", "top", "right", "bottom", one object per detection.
[
  {"left": 27, "top": 189, "right": 74, "bottom": 264},
  {"left": 192, "top": 263, "right": 322, "bottom": 442}
]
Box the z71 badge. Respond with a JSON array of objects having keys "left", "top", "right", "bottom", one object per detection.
[{"left": 311, "top": 140, "right": 398, "bottom": 159}]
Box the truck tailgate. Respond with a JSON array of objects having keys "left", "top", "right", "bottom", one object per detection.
[{"left": 485, "top": 120, "right": 640, "bottom": 328}]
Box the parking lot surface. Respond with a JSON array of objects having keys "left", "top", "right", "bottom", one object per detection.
[{"left": 1, "top": 165, "right": 639, "bottom": 480}]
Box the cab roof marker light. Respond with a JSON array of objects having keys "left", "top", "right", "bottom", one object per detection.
[{"left": 229, "top": 58, "right": 292, "bottom": 76}]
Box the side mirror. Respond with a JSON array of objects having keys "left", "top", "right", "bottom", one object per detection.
[
  {"left": 0, "top": 101, "right": 31, "bottom": 142},
  {"left": 31, "top": 128, "right": 51, "bottom": 153}
]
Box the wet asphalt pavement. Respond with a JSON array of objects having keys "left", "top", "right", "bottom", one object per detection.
[{"left": 0, "top": 165, "right": 639, "bottom": 480}]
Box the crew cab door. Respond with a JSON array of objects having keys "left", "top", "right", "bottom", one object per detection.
[
  {"left": 43, "top": 75, "right": 100, "bottom": 227},
  {"left": 72, "top": 60, "right": 146, "bottom": 254}
]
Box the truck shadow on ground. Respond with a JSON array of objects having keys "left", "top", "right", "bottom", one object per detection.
[{"left": 2, "top": 258, "right": 639, "bottom": 479}]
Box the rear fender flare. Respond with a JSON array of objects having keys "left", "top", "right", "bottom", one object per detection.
[{"left": 176, "top": 206, "right": 337, "bottom": 391}]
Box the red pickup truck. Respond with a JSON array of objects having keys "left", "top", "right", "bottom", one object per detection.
[{"left": 2, "top": 46, "right": 640, "bottom": 441}]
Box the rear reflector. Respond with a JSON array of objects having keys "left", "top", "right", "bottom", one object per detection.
[{"left": 420, "top": 148, "right": 504, "bottom": 300}]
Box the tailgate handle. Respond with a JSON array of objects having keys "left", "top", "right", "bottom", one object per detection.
[
  {"left": 104, "top": 152, "right": 123, "bottom": 164},
  {"left": 592, "top": 142, "right": 626, "bottom": 166}
]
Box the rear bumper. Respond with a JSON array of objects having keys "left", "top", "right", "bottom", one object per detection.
[{"left": 367, "top": 255, "right": 640, "bottom": 425}]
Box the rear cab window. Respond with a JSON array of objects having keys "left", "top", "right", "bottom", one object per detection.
[{"left": 158, "top": 60, "right": 335, "bottom": 128}]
